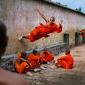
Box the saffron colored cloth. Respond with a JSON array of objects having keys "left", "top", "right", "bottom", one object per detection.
[
  {"left": 81, "top": 33, "right": 85, "bottom": 37},
  {"left": 15, "top": 61, "right": 30, "bottom": 73},
  {"left": 56, "top": 54, "right": 74, "bottom": 69},
  {"left": 15, "top": 52, "right": 30, "bottom": 73},
  {"left": 41, "top": 50, "right": 54, "bottom": 63},
  {"left": 80, "top": 29, "right": 85, "bottom": 37},
  {"left": 26, "top": 22, "right": 62, "bottom": 42},
  {"left": 17, "top": 52, "right": 22, "bottom": 58},
  {"left": 28, "top": 54, "right": 41, "bottom": 69}
]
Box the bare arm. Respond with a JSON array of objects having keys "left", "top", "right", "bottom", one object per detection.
[
  {"left": 20, "top": 58, "right": 27, "bottom": 62},
  {"left": 59, "top": 20, "right": 63, "bottom": 28},
  {"left": 35, "top": 9, "right": 48, "bottom": 22}
]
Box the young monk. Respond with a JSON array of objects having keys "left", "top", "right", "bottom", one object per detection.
[
  {"left": 55, "top": 50, "right": 74, "bottom": 69},
  {"left": 41, "top": 48, "right": 54, "bottom": 64},
  {"left": 0, "top": 21, "right": 27, "bottom": 85},
  {"left": 15, "top": 51, "right": 30, "bottom": 73},
  {"left": 28, "top": 49, "right": 41, "bottom": 70},
  {"left": 19, "top": 9, "right": 63, "bottom": 42},
  {"left": 17, "top": 51, "right": 28, "bottom": 60}
]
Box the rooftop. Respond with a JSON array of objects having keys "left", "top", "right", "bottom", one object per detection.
[{"left": 41, "top": 0, "right": 85, "bottom": 16}]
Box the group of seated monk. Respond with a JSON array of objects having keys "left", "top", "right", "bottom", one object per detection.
[
  {"left": 14, "top": 49, "right": 74, "bottom": 74},
  {"left": 14, "top": 48, "right": 54, "bottom": 74}
]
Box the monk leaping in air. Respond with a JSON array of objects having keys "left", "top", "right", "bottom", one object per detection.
[{"left": 18, "top": 9, "right": 63, "bottom": 42}]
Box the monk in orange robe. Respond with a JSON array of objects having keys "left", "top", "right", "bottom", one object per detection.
[
  {"left": 19, "top": 9, "right": 63, "bottom": 42},
  {"left": 15, "top": 60, "right": 30, "bottom": 73},
  {"left": 28, "top": 49, "right": 41, "bottom": 69},
  {"left": 80, "top": 29, "right": 85, "bottom": 37},
  {"left": 41, "top": 48, "right": 54, "bottom": 64},
  {"left": 15, "top": 51, "right": 30, "bottom": 73},
  {"left": 55, "top": 51, "right": 74, "bottom": 69}
]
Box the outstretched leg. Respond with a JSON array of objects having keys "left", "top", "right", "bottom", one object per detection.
[
  {"left": 18, "top": 36, "right": 27, "bottom": 40},
  {"left": 18, "top": 34, "right": 30, "bottom": 40}
]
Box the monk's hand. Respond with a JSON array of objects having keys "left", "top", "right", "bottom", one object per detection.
[{"left": 59, "top": 20, "right": 63, "bottom": 29}]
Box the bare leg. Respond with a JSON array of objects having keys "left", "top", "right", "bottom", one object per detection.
[
  {"left": 22, "top": 36, "right": 29, "bottom": 39},
  {"left": 18, "top": 35, "right": 29, "bottom": 40}
]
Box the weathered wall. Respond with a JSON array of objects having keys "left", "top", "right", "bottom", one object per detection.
[{"left": 0, "top": 0, "right": 85, "bottom": 54}]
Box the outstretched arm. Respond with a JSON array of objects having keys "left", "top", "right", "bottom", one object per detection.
[
  {"left": 59, "top": 20, "right": 63, "bottom": 28},
  {"left": 35, "top": 9, "right": 48, "bottom": 22}
]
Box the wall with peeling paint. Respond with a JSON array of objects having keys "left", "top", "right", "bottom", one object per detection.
[{"left": 0, "top": 0, "right": 85, "bottom": 54}]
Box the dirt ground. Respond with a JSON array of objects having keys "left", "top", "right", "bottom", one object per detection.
[{"left": 25, "top": 44, "right": 85, "bottom": 85}]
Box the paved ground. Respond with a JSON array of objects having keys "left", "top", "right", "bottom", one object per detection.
[{"left": 25, "top": 44, "right": 85, "bottom": 85}]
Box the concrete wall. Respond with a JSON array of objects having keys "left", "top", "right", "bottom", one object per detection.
[{"left": 0, "top": 0, "right": 85, "bottom": 54}]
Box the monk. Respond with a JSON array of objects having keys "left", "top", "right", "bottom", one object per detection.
[
  {"left": 15, "top": 51, "right": 30, "bottom": 73},
  {"left": 17, "top": 51, "right": 28, "bottom": 60},
  {"left": 19, "top": 9, "right": 63, "bottom": 42},
  {"left": 55, "top": 50, "right": 74, "bottom": 69},
  {"left": 41, "top": 48, "right": 54, "bottom": 64},
  {"left": 15, "top": 59, "right": 30, "bottom": 74},
  {"left": 80, "top": 29, "right": 85, "bottom": 37},
  {"left": 28, "top": 49, "right": 41, "bottom": 69},
  {"left": 0, "top": 21, "right": 27, "bottom": 85}
]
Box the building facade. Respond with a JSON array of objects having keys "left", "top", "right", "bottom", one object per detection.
[{"left": 0, "top": 0, "right": 85, "bottom": 54}]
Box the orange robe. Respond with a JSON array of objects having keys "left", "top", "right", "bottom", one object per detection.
[
  {"left": 41, "top": 22, "right": 62, "bottom": 34},
  {"left": 80, "top": 29, "right": 85, "bottom": 37},
  {"left": 41, "top": 50, "right": 54, "bottom": 63},
  {"left": 17, "top": 52, "right": 22, "bottom": 58},
  {"left": 15, "top": 52, "right": 30, "bottom": 73},
  {"left": 15, "top": 61, "right": 29, "bottom": 73},
  {"left": 26, "top": 22, "right": 62, "bottom": 42},
  {"left": 28, "top": 54, "right": 41, "bottom": 69},
  {"left": 56, "top": 54, "right": 74, "bottom": 69}
]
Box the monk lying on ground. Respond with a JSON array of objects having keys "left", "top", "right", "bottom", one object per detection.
[
  {"left": 19, "top": 9, "right": 63, "bottom": 42},
  {"left": 41, "top": 48, "right": 54, "bottom": 64},
  {"left": 55, "top": 50, "right": 74, "bottom": 69}
]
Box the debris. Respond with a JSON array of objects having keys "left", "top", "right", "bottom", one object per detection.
[
  {"left": 26, "top": 72, "right": 33, "bottom": 76},
  {"left": 34, "top": 68, "right": 41, "bottom": 72}
]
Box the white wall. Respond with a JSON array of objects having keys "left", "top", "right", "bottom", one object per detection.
[{"left": 0, "top": 0, "right": 85, "bottom": 54}]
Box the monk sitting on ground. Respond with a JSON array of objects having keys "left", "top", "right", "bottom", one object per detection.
[
  {"left": 28, "top": 49, "right": 41, "bottom": 70},
  {"left": 15, "top": 51, "right": 30, "bottom": 73},
  {"left": 41, "top": 48, "right": 54, "bottom": 64},
  {"left": 55, "top": 50, "right": 74, "bottom": 69},
  {"left": 19, "top": 9, "right": 63, "bottom": 42}
]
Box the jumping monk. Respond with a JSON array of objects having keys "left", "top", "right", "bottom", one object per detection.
[
  {"left": 15, "top": 51, "right": 30, "bottom": 73},
  {"left": 41, "top": 48, "right": 54, "bottom": 64},
  {"left": 55, "top": 50, "right": 74, "bottom": 69},
  {"left": 18, "top": 9, "right": 63, "bottom": 42},
  {"left": 28, "top": 49, "right": 41, "bottom": 69}
]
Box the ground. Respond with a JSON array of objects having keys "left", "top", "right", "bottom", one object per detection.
[{"left": 25, "top": 44, "right": 85, "bottom": 85}]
